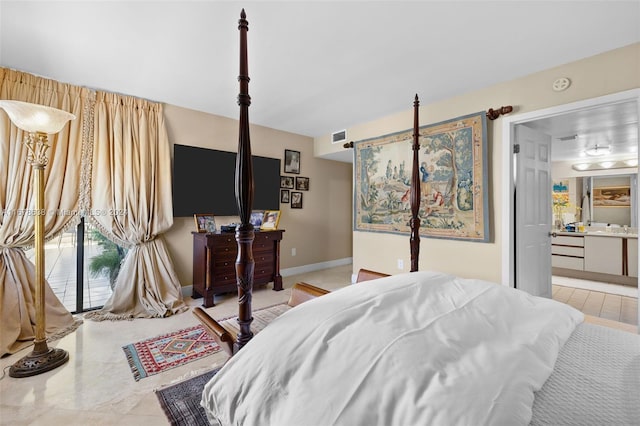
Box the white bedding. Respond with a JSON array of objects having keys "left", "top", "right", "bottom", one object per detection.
[{"left": 202, "top": 271, "right": 584, "bottom": 426}]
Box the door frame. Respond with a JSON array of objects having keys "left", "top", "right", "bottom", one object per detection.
[{"left": 501, "top": 88, "right": 640, "bottom": 293}]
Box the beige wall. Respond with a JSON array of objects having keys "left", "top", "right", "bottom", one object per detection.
[
  {"left": 162, "top": 105, "right": 353, "bottom": 286},
  {"left": 315, "top": 43, "right": 640, "bottom": 283}
]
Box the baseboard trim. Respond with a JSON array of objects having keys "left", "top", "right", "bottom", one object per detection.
[
  {"left": 180, "top": 257, "right": 353, "bottom": 298},
  {"left": 181, "top": 285, "right": 193, "bottom": 299},
  {"left": 281, "top": 257, "right": 353, "bottom": 277}
]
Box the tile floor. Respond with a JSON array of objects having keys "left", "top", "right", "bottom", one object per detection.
[
  {"left": 552, "top": 275, "right": 638, "bottom": 326},
  {"left": 1, "top": 265, "right": 636, "bottom": 425},
  {"left": 0, "top": 265, "right": 353, "bottom": 426}
]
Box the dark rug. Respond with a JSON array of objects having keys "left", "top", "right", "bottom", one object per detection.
[{"left": 155, "top": 367, "right": 221, "bottom": 425}]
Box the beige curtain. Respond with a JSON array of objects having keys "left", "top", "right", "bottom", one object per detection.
[
  {"left": 84, "top": 92, "right": 186, "bottom": 320},
  {"left": 0, "top": 68, "right": 86, "bottom": 355}
]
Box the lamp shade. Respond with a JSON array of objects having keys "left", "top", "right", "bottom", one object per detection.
[{"left": 0, "top": 100, "right": 75, "bottom": 133}]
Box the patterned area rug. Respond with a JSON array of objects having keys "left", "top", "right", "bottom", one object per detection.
[
  {"left": 124, "top": 303, "right": 291, "bottom": 381},
  {"left": 123, "top": 325, "right": 220, "bottom": 381},
  {"left": 155, "top": 367, "right": 220, "bottom": 426}
]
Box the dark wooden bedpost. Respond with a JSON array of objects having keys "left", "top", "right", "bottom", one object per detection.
[
  {"left": 234, "top": 8, "right": 255, "bottom": 353},
  {"left": 410, "top": 94, "right": 421, "bottom": 272}
]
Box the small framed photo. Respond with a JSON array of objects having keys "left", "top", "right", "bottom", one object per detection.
[
  {"left": 261, "top": 210, "right": 281, "bottom": 230},
  {"left": 295, "top": 176, "right": 309, "bottom": 191},
  {"left": 284, "top": 149, "right": 300, "bottom": 174},
  {"left": 291, "top": 192, "right": 303, "bottom": 209},
  {"left": 250, "top": 211, "right": 264, "bottom": 228},
  {"left": 194, "top": 214, "right": 216, "bottom": 233},
  {"left": 281, "top": 189, "right": 290, "bottom": 203},
  {"left": 280, "top": 175, "right": 294, "bottom": 189}
]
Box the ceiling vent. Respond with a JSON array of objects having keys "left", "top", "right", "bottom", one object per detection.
[
  {"left": 332, "top": 129, "right": 347, "bottom": 144},
  {"left": 558, "top": 134, "right": 577, "bottom": 141}
]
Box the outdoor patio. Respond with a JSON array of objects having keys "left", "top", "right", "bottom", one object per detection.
[{"left": 25, "top": 229, "right": 113, "bottom": 313}]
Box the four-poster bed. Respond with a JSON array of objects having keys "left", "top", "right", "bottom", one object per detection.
[{"left": 193, "top": 9, "right": 639, "bottom": 426}]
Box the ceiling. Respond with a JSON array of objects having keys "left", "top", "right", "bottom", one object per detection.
[
  {"left": 526, "top": 100, "right": 639, "bottom": 163},
  {"left": 1, "top": 1, "right": 639, "bottom": 161}
]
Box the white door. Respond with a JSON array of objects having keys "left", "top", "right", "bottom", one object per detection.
[{"left": 515, "top": 124, "right": 552, "bottom": 298}]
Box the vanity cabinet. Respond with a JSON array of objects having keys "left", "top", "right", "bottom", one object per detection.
[
  {"left": 628, "top": 238, "right": 638, "bottom": 278},
  {"left": 551, "top": 235, "right": 585, "bottom": 270},
  {"left": 584, "top": 235, "right": 623, "bottom": 275}
]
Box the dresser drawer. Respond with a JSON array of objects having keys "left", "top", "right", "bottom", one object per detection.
[
  {"left": 214, "top": 235, "right": 237, "bottom": 248},
  {"left": 213, "top": 271, "right": 236, "bottom": 286},
  {"left": 255, "top": 268, "right": 274, "bottom": 283},
  {"left": 254, "top": 251, "right": 274, "bottom": 264},
  {"left": 214, "top": 251, "right": 236, "bottom": 266}
]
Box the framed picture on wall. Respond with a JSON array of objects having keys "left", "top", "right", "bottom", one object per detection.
[
  {"left": 281, "top": 189, "right": 290, "bottom": 203},
  {"left": 295, "top": 176, "right": 309, "bottom": 191},
  {"left": 280, "top": 175, "right": 294, "bottom": 189},
  {"left": 284, "top": 149, "right": 301, "bottom": 174},
  {"left": 194, "top": 214, "right": 216, "bottom": 233},
  {"left": 291, "top": 192, "right": 303, "bottom": 209},
  {"left": 593, "top": 186, "right": 631, "bottom": 207}
]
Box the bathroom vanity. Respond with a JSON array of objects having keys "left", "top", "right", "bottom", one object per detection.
[{"left": 552, "top": 230, "right": 638, "bottom": 286}]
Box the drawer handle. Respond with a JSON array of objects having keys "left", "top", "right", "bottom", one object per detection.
[{"left": 549, "top": 232, "right": 557, "bottom": 238}]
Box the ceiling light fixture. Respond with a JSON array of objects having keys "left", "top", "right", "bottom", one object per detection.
[
  {"left": 571, "top": 158, "right": 638, "bottom": 172},
  {"left": 584, "top": 144, "right": 611, "bottom": 156},
  {"left": 572, "top": 163, "right": 590, "bottom": 171}
]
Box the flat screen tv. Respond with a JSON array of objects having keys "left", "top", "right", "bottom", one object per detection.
[{"left": 172, "top": 144, "right": 281, "bottom": 217}]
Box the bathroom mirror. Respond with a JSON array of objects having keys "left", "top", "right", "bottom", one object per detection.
[{"left": 552, "top": 173, "right": 637, "bottom": 227}]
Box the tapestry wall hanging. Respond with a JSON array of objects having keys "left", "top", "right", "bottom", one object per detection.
[{"left": 354, "top": 111, "right": 489, "bottom": 242}]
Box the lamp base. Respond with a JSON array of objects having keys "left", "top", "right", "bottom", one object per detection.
[{"left": 9, "top": 347, "right": 69, "bottom": 378}]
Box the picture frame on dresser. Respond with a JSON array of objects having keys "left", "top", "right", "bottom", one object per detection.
[
  {"left": 194, "top": 214, "right": 216, "bottom": 233},
  {"left": 261, "top": 210, "right": 281, "bottom": 230},
  {"left": 250, "top": 211, "right": 264, "bottom": 228}
]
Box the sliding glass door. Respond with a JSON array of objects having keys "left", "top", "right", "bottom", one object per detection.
[{"left": 24, "top": 218, "right": 120, "bottom": 313}]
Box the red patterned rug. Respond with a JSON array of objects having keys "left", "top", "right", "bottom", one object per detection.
[{"left": 123, "top": 325, "right": 220, "bottom": 381}]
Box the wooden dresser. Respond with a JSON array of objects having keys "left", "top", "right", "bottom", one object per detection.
[{"left": 192, "top": 230, "right": 284, "bottom": 307}]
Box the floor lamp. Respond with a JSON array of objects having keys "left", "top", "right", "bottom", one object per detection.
[{"left": 0, "top": 100, "right": 75, "bottom": 378}]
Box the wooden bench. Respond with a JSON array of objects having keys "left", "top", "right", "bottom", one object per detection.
[
  {"left": 193, "top": 282, "right": 329, "bottom": 356},
  {"left": 356, "top": 268, "right": 390, "bottom": 283}
]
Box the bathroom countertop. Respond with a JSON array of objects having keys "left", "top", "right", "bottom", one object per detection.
[{"left": 554, "top": 230, "right": 637, "bottom": 238}]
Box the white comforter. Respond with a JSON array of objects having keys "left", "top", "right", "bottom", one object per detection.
[{"left": 202, "top": 271, "right": 583, "bottom": 426}]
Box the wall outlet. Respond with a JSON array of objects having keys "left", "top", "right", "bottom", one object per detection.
[
  {"left": 397, "top": 259, "right": 404, "bottom": 270},
  {"left": 291, "top": 247, "right": 297, "bottom": 256}
]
